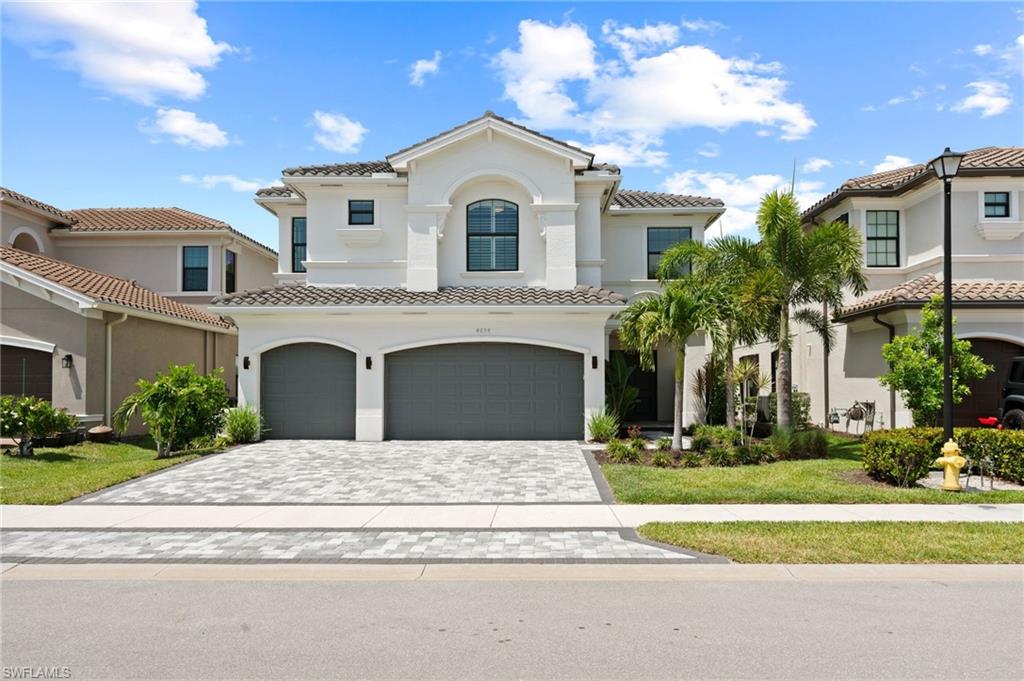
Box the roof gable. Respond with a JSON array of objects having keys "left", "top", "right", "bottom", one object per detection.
[
  {"left": 0, "top": 187, "right": 77, "bottom": 225},
  {"left": 386, "top": 111, "right": 594, "bottom": 170}
]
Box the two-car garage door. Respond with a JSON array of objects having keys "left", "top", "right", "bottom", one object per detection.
[{"left": 258, "top": 341, "right": 584, "bottom": 440}]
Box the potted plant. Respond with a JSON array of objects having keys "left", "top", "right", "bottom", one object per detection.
[{"left": 56, "top": 409, "right": 81, "bottom": 446}]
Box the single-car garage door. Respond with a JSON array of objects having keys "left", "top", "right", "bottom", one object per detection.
[
  {"left": 260, "top": 343, "right": 356, "bottom": 439},
  {"left": 385, "top": 342, "right": 584, "bottom": 440}
]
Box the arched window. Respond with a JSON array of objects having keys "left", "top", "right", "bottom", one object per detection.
[{"left": 467, "top": 199, "right": 518, "bottom": 272}]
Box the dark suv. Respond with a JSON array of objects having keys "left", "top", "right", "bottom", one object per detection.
[{"left": 1001, "top": 356, "right": 1024, "bottom": 429}]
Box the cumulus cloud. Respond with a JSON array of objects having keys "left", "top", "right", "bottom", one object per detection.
[
  {"left": 5, "top": 1, "right": 231, "bottom": 105},
  {"left": 680, "top": 18, "right": 727, "bottom": 34},
  {"left": 409, "top": 50, "right": 441, "bottom": 86},
  {"left": 663, "top": 170, "right": 824, "bottom": 236},
  {"left": 312, "top": 111, "right": 368, "bottom": 153},
  {"left": 973, "top": 44, "right": 994, "bottom": 56},
  {"left": 952, "top": 81, "right": 1012, "bottom": 117},
  {"left": 493, "top": 19, "right": 814, "bottom": 166},
  {"left": 872, "top": 155, "right": 914, "bottom": 173},
  {"left": 143, "top": 108, "right": 229, "bottom": 149},
  {"left": 802, "top": 157, "right": 832, "bottom": 173},
  {"left": 179, "top": 174, "right": 271, "bottom": 192}
]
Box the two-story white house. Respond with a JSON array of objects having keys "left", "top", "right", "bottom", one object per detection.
[
  {"left": 214, "top": 112, "right": 725, "bottom": 441},
  {"left": 738, "top": 147, "right": 1024, "bottom": 430}
]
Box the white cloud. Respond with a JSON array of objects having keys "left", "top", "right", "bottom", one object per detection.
[
  {"left": 409, "top": 50, "right": 441, "bottom": 87},
  {"left": 697, "top": 142, "right": 720, "bottom": 158},
  {"left": 179, "top": 174, "right": 270, "bottom": 192},
  {"left": 144, "top": 108, "right": 229, "bottom": 149},
  {"left": 663, "top": 170, "right": 824, "bottom": 236},
  {"left": 802, "top": 157, "right": 832, "bottom": 173},
  {"left": 680, "top": 18, "right": 726, "bottom": 34},
  {"left": 973, "top": 44, "right": 994, "bottom": 56},
  {"left": 886, "top": 87, "right": 926, "bottom": 106},
  {"left": 575, "top": 138, "right": 669, "bottom": 168},
  {"left": 872, "top": 154, "right": 914, "bottom": 173},
  {"left": 312, "top": 111, "right": 368, "bottom": 154},
  {"left": 5, "top": 1, "right": 231, "bottom": 105},
  {"left": 952, "top": 80, "right": 1012, "bottom": 117},
  {"left": 493, "top": 19, "right": 814, "bottom": 162},
  {"left": 601, "top": 21, "right": 679, "bottom": 62}
]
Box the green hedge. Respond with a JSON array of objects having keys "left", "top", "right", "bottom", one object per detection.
[{"left": 863, "top": 428, "right": 1024, "bottom": 486}]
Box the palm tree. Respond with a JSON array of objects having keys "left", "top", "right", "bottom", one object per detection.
[
  {"left": 748, "top": 190, "right": 867, "bottom": 430},
  {"left": 658, "top": 237, "right": 767, "bottom": 429},
  {"left": 617, "top": 279, "right": 723, "bottom": 450},
  {"left": 732, "top": 358, "right": 770, "bottom": 443}
]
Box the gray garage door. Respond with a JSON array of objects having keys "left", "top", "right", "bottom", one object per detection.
[
  {"left": 260, "top": 343, "right": 356, "bottom": 439},
  {"left": 385, "top": 343, "right": 584, "bottom": 440}
]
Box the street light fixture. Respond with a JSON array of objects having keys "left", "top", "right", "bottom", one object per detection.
[{"left": 928, "top": 147, "right": 966, "bottom": 444}]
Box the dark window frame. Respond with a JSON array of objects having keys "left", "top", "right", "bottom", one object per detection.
[
  {"left": 865, "top": 210, "right": 900, "bottom": 268},
  {"left": 348, "top": 200, "right": 375, "bottom": 225},
  {"left": 466, "top": 199, "right": 519, "bottom": 272},
  {"left": 291, "top": 217, "right": 307, "bottom": 273},
  {"left": 181, "top": 245, "right": 209, "bottom": 292},
  {"left": 646, "top": 226, "right": 692, "bottom": 279},
  {"left": 984, "top": 192, "right": 1011, "bottom": 218},
  {"left": 224, "top": 249, "right": 237, "bottom": 294}
]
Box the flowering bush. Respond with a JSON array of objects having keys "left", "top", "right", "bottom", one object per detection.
[{"left": 0, "top": 395, "right": 77, "bottom": 455}]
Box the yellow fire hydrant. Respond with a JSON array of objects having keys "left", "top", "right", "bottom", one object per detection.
[{"left": 934, "top": 440, "right": 967, "bottom": 492}]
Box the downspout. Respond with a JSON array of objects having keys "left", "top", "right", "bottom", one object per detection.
[
  {"left": 872, "top": 314, "right": 896, "bottom": 429},
  {"left": 822, "top": 302, "right": 830, "bottom": 426},
  {"left": 104, "top": 312, "right": 129, "bottom": 425}
]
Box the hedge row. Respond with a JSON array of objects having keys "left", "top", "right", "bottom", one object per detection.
[{"left": 863, "top": 427, "right": 1024, "bottom": 487}]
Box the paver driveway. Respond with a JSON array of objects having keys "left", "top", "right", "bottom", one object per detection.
[{"left": 79, "top": 440, "right": 604, "bottom": 505}]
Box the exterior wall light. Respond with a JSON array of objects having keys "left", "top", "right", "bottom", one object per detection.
[{"left": 61, "top": 354, "right": 74, "bottom": 368}]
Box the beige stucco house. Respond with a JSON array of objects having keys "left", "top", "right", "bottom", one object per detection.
[
  {"left": 737, "top": 147, "right": 1024, "bottom": 430},
  {"left": 1, "top": 187, "right": 276, "bottom": 432}
]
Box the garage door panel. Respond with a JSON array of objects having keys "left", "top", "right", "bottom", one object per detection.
[
  {"left": 385, "top": 342, "right": 583, "bottom": 440},
  {"left": 260, "top": 343, "right": 355, "bottom": 440}
]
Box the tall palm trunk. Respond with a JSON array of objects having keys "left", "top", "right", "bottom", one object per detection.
[
  {"left": 673, "top": 346, "right": 685, "bottom": 450},
  {"left": 776, "top": 303, "right": 792, "bottom": 431},
  {"left": 724, "top": 337, "right": 735, "bottom": 429}
]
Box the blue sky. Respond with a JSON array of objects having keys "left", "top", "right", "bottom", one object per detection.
[{"left": 3, "top": 2, "right": 1022, "bottom": 247}]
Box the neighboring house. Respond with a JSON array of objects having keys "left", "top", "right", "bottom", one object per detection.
[
  {"left": 217, "top": 111, "right": 725, "bottom": 440},
  {"left": 0, "top": 246, "right": 235, "bottom": 433},
  {"left": 737, "top": 147, "right": 1024, "bottom": 429}
]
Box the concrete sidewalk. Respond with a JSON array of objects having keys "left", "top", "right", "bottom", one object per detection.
[{"left": 3, "top": 503, "right": 1021, "bottom": 529}]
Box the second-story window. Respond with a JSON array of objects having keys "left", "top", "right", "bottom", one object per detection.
[
  {"left": 291, "top": 217, "right": 307, "bottom": 273},
  {"left": 349, "top": 200, "right": 374, "bottom": 225},
  {"left": 866, "top": 210, "right": 899, "bottom": 267},
  {"left": 225, "top": 249, "right": 237, "bottom": 294},
  {"left": 182, "top": 246, "right": 209, "bottom": 291},
  {"left": 647, "top": 227, "right": 692, "bottom": 279},
  {"left": 984, "top": 192, "right": 1010, "bottom": 218},
  {"left": 467, "top": 199, "right": 518, "bottom": 271}
]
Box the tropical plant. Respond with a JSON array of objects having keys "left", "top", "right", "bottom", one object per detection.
[
  {"left": 690, "top": 356, "right": 727, "bottom": 425},
  {"left": 879, "top": 297, "right": 993, "bottom": 426},
  {"left": 732, "top": 358, "right": 770, "bottom": 443},
  {"left": 223, "top": 405, "right": 263, "bottom": 444},
  {"left": 741, "top": 191, "right": 867, "bottom": 430},
  {"left": 655, "top": 436, "right": 673, "bottom": 452},
  {"left": 605, "top": 438, "right": 641, "bottom": 464},
  {"left": 604, "top": 352, "right": 641, "bottom": 423},
  {"left": 618, "top": 278, "right": 724, "bottom": 451},
  {"left": 113, "top": 364, "right": 229, "bottom": 457},
  {"left": 587, "top": 409, "right": 619, "bottom": 443}
]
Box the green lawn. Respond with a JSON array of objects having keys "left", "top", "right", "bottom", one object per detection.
[
  {"left": 639, "top": 521, "right": 1024, "bottom": 563},
  {"left": 0, "top": 439, "right": 216, "bottom": 505},
  {"left": 602, "top": 436, "right": 1024, "bottom": 504}
]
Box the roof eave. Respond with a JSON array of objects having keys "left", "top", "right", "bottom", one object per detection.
[
  {"left": 212, "top": 303, "right": 626, "bottom": 314},
  {"left": 836, "top": 299, "right": 1024, "bottom": 322}
]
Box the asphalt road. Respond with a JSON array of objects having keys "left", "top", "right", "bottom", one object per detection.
[{"left": 2, "top": 578, "right": 1022, "bottom": 680}]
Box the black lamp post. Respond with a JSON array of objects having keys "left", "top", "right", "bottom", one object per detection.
[{"left": 927, "top": 147, "right": 965, "bottom": 442}]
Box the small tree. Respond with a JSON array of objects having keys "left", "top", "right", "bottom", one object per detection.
[
  {"left": 879, "top": 297, "right": 992, "bottom": 426},
  {"left": 113, "top": 364, "right": 228, "bottom": 457}
]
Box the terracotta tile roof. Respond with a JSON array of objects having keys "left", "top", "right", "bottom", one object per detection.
[
  {"left": 0, "top": 187, "right": 77, "bottom": 224},
  {"left": 0, "top": 247, "right": 232, "bottom": 329},
  {"left": 61, "top": 207, "right": 276, "bottom": 256},
  {"left": 387, "top": 111, "right": 595, "bottom": 163},
  {"left": 255, "top": 186, "right": 296, "bottom": 198},
  {"left": 804, "top": 147, "right": 1024, "bottom": 221},
  {"left": 611, "top": 189, "right": 724, "bottom": 209},
  {"left": 838, "top": 274, "right": 1024, "bottom": 320},
  {"left": 214, "top": 284, "right": 627, "bottom": 308},
  {"left": 281, "top": 161, "right": 395, "bottom": 178}
]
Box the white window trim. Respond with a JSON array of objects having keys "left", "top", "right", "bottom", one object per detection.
[
  {"left": 0, "top": 335, "right": 55, "bottom": 353},
  {"left": 178, "top": 244, "right": 211, "bottom": 293},
  {"left": 977, "top": 189, "right": 1018, "bottom": 222},
  {"left": 861, "top": 208, "right": 904, "bottom": 269},
  {"left": 224, "top": 248, "right": 238, "bottom": 294}
]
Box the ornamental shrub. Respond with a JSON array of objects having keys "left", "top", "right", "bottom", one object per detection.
[
  {"left": 223, "top": 405, "right": 263, "bottom": 444},
  {"left": 692, "top": 424, "right": 741, "bottom": 452},
  {"left": 655, "top": 436, "right": 673, "bottom": 452},
  {"left": 791, "top": 429, "right": 830, "bottom": 460},
  {"left": 957, "top": 428, "right": 1024, "bottom": 484},
  {"left": 651, "top": 450, "right": 673, "bottom": 467},
  {"left": 606, "top": 438, "right": 641, "bottom": 464},
  {"left": 587, "top": 409, "right": 619, "bottom": 443},
  {"left": 862, "top": 429, "right": 942, "bottom": 486},
  {"left": 744, "top": 391, "right": 812, "bottom": 429}
]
